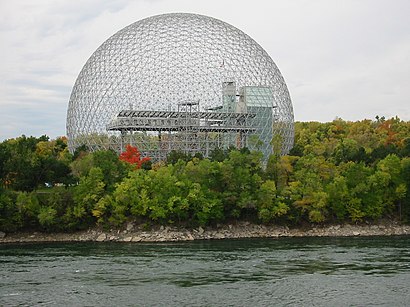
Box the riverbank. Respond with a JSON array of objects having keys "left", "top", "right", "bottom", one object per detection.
[{"left": 1, "top": 221, "right": 410, "bottom": 244}]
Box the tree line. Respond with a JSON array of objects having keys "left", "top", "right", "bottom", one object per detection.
[{"left": 1, "top": 116, "right": 410, "bottom": 232}]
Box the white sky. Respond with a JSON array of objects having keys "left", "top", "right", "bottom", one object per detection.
[{"left": 1, "top": 0, "right": 409, "bottom": 140}]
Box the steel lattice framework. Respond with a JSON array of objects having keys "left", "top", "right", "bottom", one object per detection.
[{"left": 67, "top": 13, "right": 294, "bottom": 160}]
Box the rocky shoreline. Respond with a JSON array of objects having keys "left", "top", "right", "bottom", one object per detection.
[{"left": 1, "top": 222, "right": 410, "bottom": 244}]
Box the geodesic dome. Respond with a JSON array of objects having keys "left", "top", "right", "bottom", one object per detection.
[{"left": 67, "top": 13, "right": 294, "bottom": 159}]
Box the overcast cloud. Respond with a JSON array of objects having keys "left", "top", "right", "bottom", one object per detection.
[{"left": 1, "top": 0, "right": 409, "bottom": 140}]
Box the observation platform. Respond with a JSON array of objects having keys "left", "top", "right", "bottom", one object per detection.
[{"left": 106, "top": 109, "right": 257, "bottom": 133}]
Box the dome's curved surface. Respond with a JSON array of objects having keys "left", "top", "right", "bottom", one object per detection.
[{"left": 67, "top": 13, "right": 294, "bottom": 157}]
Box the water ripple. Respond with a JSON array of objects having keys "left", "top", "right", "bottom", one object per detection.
[{"left": 1, "top": 237, "right": 410, "bottom": 306}]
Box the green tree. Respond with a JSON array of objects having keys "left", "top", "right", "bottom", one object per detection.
[
  {"left": 375, "top": 154, "right": 407, "bottom": 216},
  {"left": 93, "top": 150, "right": 129, "bottom": 191},
  {"left": 70, "top": 167, "right": 106, "bottom": 228},
  {"left": 70, "top": 150, "right": 128, "bottom": 191},
  {"left": 37, "top": 206, "right": 58, "bottom": 230},
  {"left": 0, "top": 143, "right": 11, "bottom": 188},
  {"left": 2, "top": 136, "right": 46, "bottom": 191},
  {"left": 332, "top": 138, "right": 365, "bottom": 164},
  {"left": 400, "top": 157, "right": 410, "bottom": 221},
  {"left": 286, "top": 155, "right": 334, "bottom": 223},
  {"left": 0, "top": 190, "right": 22, "bottom": 232},
  {"left": 16, "top": 191, "right": 40, "bottom": 228},
  {"left": 400, "top": 138, "right": 410, "bottom": 157},
  {"left": 166, "top": 150, "right": 192, "bottom": 165},
  {"left": 110, "top": 170, "right": 148, "bottom": 225},
  {"left": 219, "top": 150, "right": 263, "bottom": 218},
  {"left": 183, "top": 159, "right": 224, "bottom": 225},
  {"left": 265, "top": 155, "right": 298, "bottom": 192},
  {"left": 327, "top": 175, "right": 350, "bottom": 220},
  {"left": 209, "top": 147, "right": 226, "bottom": 162},
  {"left": 256, "top": 180, "right": 289, "bottom": 223},
  {"left": 0, "top": 136, "right": 73, "bottom": 190}
]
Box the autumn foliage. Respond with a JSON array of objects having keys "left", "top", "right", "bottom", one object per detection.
[
  {"left": 119, "top": 144, "right": 150, "bottom": 169},
  {"left": 1, "top": 117, "right": 410, "bottom": 232}
]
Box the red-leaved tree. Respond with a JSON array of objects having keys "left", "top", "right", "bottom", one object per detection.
[{"left": 119, "top": 144, "right": 150, "bottom": 169}]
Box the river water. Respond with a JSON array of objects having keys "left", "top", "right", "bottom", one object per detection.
[{"left": 1, "top": 236, "right": 410, "bottom": 306}]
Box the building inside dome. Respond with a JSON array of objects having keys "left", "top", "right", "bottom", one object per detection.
[{"left": 66, "top": 13, "right": 294, "bottom": 161}]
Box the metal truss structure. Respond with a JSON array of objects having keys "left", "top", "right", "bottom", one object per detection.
[
  {"left": 106, "top": 101, "right": 257, "bottom": 161},
  {"left": 67, "top": 13, "right": 294, "bottom": 161}
]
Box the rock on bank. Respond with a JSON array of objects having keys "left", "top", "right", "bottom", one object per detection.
[{"left": 1, "top": 222, "right": 410, "bottom": 244}]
